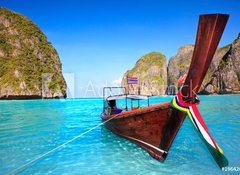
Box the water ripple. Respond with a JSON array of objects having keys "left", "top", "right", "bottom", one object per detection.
[{"left": 0, "top": 96, "right": 240, "bottom": 174}]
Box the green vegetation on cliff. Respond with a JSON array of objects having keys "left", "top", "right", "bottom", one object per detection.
[
  {"left": 167, "top": 37, "right": 239, "bottom": 95},
  {"left": 123, "top": 36, "right": 240, "bottom": 96},
  {"left": 167, "top": 44, "right": 194, "bottom": 89},
  {"left": 0, "top": 8, "right": 66, "bottom": 99},
  {"left": 122, "top": 52, "right": 167, "bottom": 96}
]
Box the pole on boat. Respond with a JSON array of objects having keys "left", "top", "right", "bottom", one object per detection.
[
  {"left": 126, "top": 75, "right": 129, "bottom": 111},
  {"left": 138, "top": 86, "right": 140, "bottom": 108},
  {"left": 124, "top": 86, "right": 128, "bottom": 111},
  {"left": 103, "top": 87, "right": 106, "bottom": 112}
]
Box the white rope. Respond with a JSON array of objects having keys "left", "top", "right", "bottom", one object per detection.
[{"left": 7, "top": 115, "right": 117, "bottom": 175}]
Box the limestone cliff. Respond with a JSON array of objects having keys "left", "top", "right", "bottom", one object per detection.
[
  {"left": 200, "top": 34, "right": 240, "bottom": 94},
  {"left": 0, "top": 8, "right": 66, "bottom": 99},
  {"left": 167, "top": 45, "right": 194, "bottom": 94},
  {"left": 123, "top": 34, "right": 240, "bottom": 96},
  {"left": 167, "top": 34, "right": 240, "bottom": 95},
  {"left": 122, "top": 52, "right": 167, "bottom": 96}
]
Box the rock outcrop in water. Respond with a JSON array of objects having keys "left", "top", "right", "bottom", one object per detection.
[
  {"left": 200, "top": 34, "right": 240, "bottom": 94},
  {"left": 167, "top": 45, "right": 194, "bottom": 94},
  {"left": 122, "top": 52, "right": 167, "bottom": 96},
  {"left": 167, "top": 34, "right": 240, "bottom": 95},
  {"left": 122, "top": 35, "right": 240, "bottom": 95},
  {"left": 0, "top": 8, "right": 67, "bottom": 99}
]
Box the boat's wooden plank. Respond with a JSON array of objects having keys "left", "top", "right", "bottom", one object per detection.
[{"left": 182, "top": 14, "right": 229, "bottom": 100}]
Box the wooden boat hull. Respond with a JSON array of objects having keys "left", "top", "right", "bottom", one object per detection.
[
  {"left": 101, "top": 102, "right": 186, "bottom": 160},
  {"left": 101, "top": 14, "right": 228, "bottom": 163}
]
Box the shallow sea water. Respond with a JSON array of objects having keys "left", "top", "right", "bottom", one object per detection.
[{"left": 0, "top": 95, "right": 240, "bottom": 175}]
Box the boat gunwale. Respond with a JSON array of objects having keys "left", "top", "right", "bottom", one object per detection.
[{"left": 101, "top": 101, "right": 171, "bottom": 120}]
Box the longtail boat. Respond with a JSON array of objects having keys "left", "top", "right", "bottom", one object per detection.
[{"left": 101, "top": 14, "right": 229, "bottom": 168}]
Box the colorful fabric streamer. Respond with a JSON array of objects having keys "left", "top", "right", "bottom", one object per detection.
[{"left": 171, "top": 92, "right": 228, "bottom": 168}]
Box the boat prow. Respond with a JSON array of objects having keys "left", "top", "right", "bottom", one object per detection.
[{"left": 101, "top": 14, "right": 229, "bottom": 163}]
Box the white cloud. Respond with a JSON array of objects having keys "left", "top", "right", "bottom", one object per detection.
[{"left": 112, "top": 78, "right": 122, "bottom": 86}]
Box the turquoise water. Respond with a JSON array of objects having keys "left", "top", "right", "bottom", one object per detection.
[{"left": 0, "top": 95, "right": 240, "bottom": 175}]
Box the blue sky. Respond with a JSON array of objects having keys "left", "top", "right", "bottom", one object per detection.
[{"left": 1, "top": 0, "right": 239, "bottom": 97}]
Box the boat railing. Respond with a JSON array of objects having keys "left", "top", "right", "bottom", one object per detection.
[{"left": 102, "top": 87, "right": 151, "bottom": 115}]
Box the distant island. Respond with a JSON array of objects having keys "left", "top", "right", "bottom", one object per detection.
[
  {"left": 122, "top": 34, "right": 240, "bottom": 95},
  {"left": 0, "top": 8, "right": 66, "bottom": 99}
]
